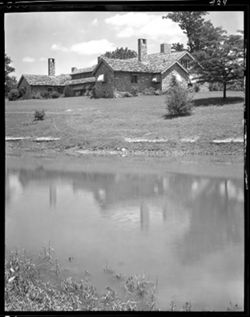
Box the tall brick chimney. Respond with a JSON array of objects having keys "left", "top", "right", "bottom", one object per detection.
[
  {"left": 48, "top": 58, "right": 55, "bottom": 76},
  {"left": 160, "top": 43, "right": 171, "bottom": 54},
  {"left": 138, "top": 39, "right": 147, "bottom": 62}
]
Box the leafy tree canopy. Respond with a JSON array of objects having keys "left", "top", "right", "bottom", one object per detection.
[
  {"left": 193, "top": 32, "right": 244, "bottom": 98},
  {"left": 171, "top": 43, "right": 184, "bottom": 52},
  {"left": 5, "top": 54, "right": 17, "bottom": 95},
  {"left": 167, "top": 12, "right": 208, "bottom": 53},
  {"left": 104, "top": 47, "right": 137, "bottom": 59}
]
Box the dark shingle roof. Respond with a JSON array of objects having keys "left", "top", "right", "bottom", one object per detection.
[
  {"left": 20, "top": 74, "right": 71, "bottom": 86},
  {"left": 70, "top": 65, "right": 96, "bottom": 75},
  {"left": 94, "top": 51, "right": 192, "bottom": 74},
  {"left": 64, "top": 77, "right": 96, "bottom": 86}
]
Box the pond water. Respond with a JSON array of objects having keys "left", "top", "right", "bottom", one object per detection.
[{"left": 5, "top": 160, "right": 244, "bottom": 311}]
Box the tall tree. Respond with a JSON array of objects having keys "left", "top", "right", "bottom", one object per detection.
[
  {"left": 171, "top": 43, "right": 184, "bottom": 51},
  {"left": 5, "top": 54, "right": 16, "bottom": 95},
  {"left": 193, "top": 33, "right": 244, "bottom": 98},
  {"left": 167, "top": 12, "right": 208, "bottom": 53},
  {"left": 104, "top": 47, "right": 137, "bottom": 59}
]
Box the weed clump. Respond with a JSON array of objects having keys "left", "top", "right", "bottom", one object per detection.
[
  {"left": 34, "top": 109, "right": 45, "bottom": 121},
  {"left": 165, "top": 75, "right": 193, "bottom": 117}
]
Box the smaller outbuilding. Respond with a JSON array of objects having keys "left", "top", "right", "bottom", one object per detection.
[
  {"left": 64, "top": 65, "right": 96, "bottom": 96},
  {"left": 17, "top": 73, "right": 70, "bottom": 99}
]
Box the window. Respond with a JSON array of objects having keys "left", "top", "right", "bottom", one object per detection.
[
  {"left": 152, "top": 75, "right": 160, "bottom": 83},
  {"left": 97, "top": 74, "right": 105, "bottom": 82},
  {"left": 131, "top": 75, "right": 138, "bottom": 83}
]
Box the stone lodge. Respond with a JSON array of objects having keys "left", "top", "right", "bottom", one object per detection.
[{"left": 17, "top": 39, "right": 197, "bottom": 99}]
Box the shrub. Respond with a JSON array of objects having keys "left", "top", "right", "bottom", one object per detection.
[
  {"left": 63, "top": 85, "right": 74, "bottom": 97},
  {"left": 51, "top": 91, "right": 60, "bottom": 98},
  {"left": 193, "top": 84, "right": 200, "bottom": 93},
  {"left": 41, "top": 91, "right": 50, "bottom": 99},
  {"left": 154, "top": 89, "right": 161, "bottom": 95},
  {"left": 169, "top": 75, "right": 178, "bottom": 88},
  {"left": 165, "top": 82, "right": 193, "bottom": 117},
  {"left": 34, "top": 109, "right": 45, "bottom": 121},
  {"left": 131, "top": 87, "right": 139, "bottom": 97},
  {"left": 18, "top": 86, "right": 26, "bottom": 98},
  {"left": 8, "top": 88, "right": 19, "bottom": 101},
  {"left": 142, "top": 87, "right": 155, "bottom": 95},
  {"left": 32, "top": 92, "right": 42, "bottom": 99},
  {"left": 209, "top": 82, "right": 223, "bottom": 91}
]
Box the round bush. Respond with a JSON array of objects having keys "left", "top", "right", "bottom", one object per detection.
[
  {"left": 41, "top": 91, "right": 50, "bottom": 99},
  {"left": 8, "top": 88, "right": 20, "bottom": 101},
  {"left": 51, "top": 91, "right": 60, "bottom": 98},
  {"left": 63, "top": 85, "right": 74, "bottom": 97},
  {"left": 165, "top": 84, "right": 193, "bottom": 116}
]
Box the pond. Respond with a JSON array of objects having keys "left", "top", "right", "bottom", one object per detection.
[{"left": 5, "top": 158, "right": 244, "bottom": 311}]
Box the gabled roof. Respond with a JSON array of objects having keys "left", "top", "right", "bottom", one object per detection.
[
  {"left": 18, "top": 74, "right": 71, "bottom": 87},
  {"left": 64, "top": 77, "right": 96, "bottom": 86},
  {"left": 70, "top": 65, "right": 96, "bottom": 75},
  {"left": 93, "top": 51, "right": 193, "bottom": 75}
]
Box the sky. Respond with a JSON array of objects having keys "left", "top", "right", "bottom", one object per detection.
[{"left": 5, "top": 11, "right": 244, "bottom": 80}]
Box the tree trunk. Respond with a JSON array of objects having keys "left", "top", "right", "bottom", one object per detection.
[{"left": 223, "top": 82, "right": 227, "bottom": 99}]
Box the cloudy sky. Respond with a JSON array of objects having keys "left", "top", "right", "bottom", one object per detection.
[{"left": 5, "top": 11, "right": 243, "bottom": 80}]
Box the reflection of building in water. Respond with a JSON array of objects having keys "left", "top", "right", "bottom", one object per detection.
[
  {"left": 5, "top": 172, "right": 23, "bottom": 205},
  {"left": 140, "top": 202, "right": 150, "bottom": 231},
  {"left": 6, "top": 166, "right": 244, "bottom": 243},
  {"left": 49, "top": 184, "right": 57, "bottom": 208}
]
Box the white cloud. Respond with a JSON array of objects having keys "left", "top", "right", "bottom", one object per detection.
[
  {"left": 22, "top": 56, "right": 35, "bottom": 63},
  {"left": 70, "top": 39, "right": 116, "bottom": 55},
  {"left": 91, "top": 18, "right": 99, "bottom": 26},
  {"left": 39, "top": 57, "right": 47, "bottom": 62},
  {"left": 51, "top": 43, "right": 69, "bottom": 52},
  {"left": 105, "top": 12, "right": 187, "bottom": 44}
]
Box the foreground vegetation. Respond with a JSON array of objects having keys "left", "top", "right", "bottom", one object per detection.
[
  {"left": 5, "top": 247, "right": 243, "bottom": 311},
  {"left": 5, "top": 247, "right": 157, "bottom": 311}
]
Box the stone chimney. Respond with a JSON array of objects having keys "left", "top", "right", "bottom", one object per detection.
[
  {"left": 160, "top": 43, "right": 171, "bottom": 54},
  {"left": 71, "top": 67, "right": 77, "bottom": 73},
  {"left": 138, "top": 38, "right": 147, "bottom": 62},
  {"left": 48, "top": 58, "right": 55, "bottom": 76}
]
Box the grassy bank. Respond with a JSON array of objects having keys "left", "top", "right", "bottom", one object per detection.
[{"left": 5, "top": 91, "right": 244, "bottom": 163}]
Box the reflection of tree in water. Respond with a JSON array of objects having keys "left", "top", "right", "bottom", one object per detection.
[
  {"left": 168, "top": 174, "right": 244, "bottom": 264},
  {"left": 6, "top": 166, "right": 244, "bottom": 256}
]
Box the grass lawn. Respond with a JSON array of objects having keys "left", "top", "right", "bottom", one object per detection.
[{"left": 5, "top": 91, "right": 244, "bottom": 163}]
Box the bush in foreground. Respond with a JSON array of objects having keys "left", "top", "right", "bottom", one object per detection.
[
  {"left": 8, "top": 88, "right": 20, "bottom": 101},
  {"left": 63, "top": 85, "right": 74, "bottom": 97},
  {"left": 165, "top": 76, "right": 193, "bottom": 117},
  {"left": 34, "top": 109, "right": 45, "bottom": 121}
]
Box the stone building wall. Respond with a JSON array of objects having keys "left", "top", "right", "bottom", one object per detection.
[
  {"left": 18, "top": 77, "right": 32, "bottom": 99},
  {"left": 161, "top": 64, "right": 189, "bottom": 92},
  {"left": 114, "top": 72, "right": 160, "bottom": 93},
  {"left": 94, "top": 63, "right": 114, "bottom": 98}
]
